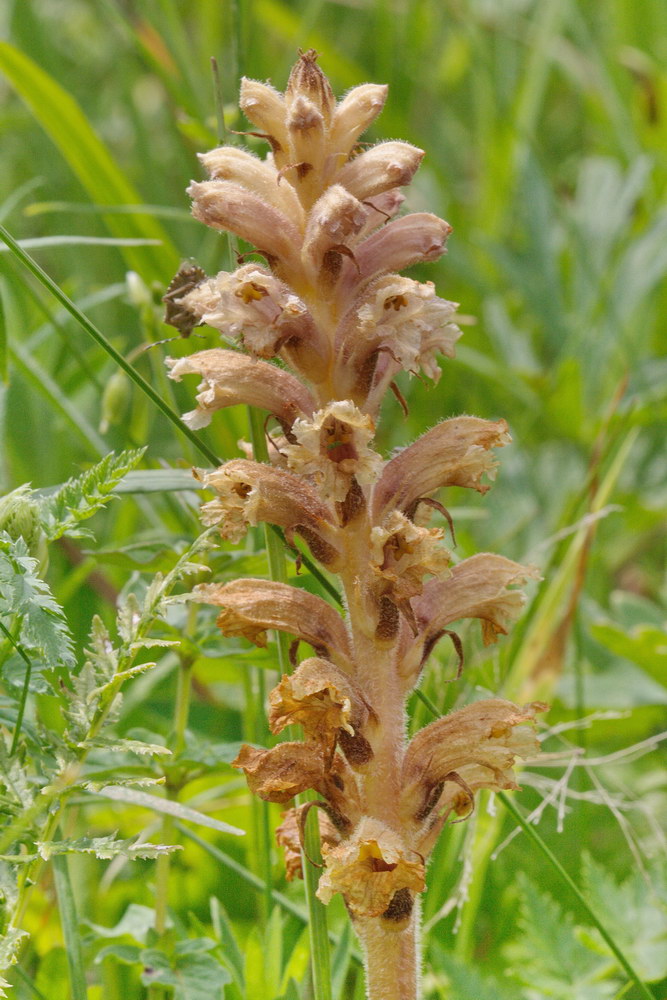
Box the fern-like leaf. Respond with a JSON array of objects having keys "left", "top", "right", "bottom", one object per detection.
[{"left": 38, "top": 448, "right": 145, "bottom": 540}]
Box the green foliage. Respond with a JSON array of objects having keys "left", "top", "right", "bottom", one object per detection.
[
  {"left": 38, "top": 448, "right": 146, "bottom": 541},
  {"left": 0, "top": 533, "right": 74, "bottom": 674}
]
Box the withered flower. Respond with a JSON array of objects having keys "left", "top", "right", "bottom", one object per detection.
[{"left": 171, "top": 49, "right": 545, "bottom": 1000}]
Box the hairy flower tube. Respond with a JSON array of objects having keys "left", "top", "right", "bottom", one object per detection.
[{"left": 166, "top": 50, "right": 545, "bottom": 1000}]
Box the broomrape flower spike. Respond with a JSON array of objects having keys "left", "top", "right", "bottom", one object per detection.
[{"left": 166, "top": 49, "right": 546, "bottom": 1000}]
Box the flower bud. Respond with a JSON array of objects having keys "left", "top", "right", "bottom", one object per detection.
[
  {"left": 285, "top": 49, "right": 335, "bottom": 127},
  {"left": 337, "top": 141, "right": 425, "bottom": 202},
  {"left": 239, "top": 77, "right": 290, "bottom": 166},
  {"left": 329, "top": 83, "right": 388, "bottom": 158},
  {"left": 198, "top": 147, "right": 303, "bottom": 222},
  {"left": 0, "top": 485, "right": 42, "bottom": 553}
]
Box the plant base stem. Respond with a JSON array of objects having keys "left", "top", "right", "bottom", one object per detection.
[{"left": 357, "top": 909, "right": 419, "bottom": 1000}]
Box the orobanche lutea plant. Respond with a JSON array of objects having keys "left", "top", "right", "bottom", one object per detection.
[{"left": 165, "top": 51, "right": 545, "bottom": 1000}]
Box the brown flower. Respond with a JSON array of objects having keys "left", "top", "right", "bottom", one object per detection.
[{"left": 317, "top": 817, "right": 425, "bottom": 919}]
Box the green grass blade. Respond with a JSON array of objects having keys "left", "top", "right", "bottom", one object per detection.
[
  {"left": 498, "top": 793, "right": 656, "bottom": 1000},
  {"left": 0, "top": 278, "right": 6, "bottom": 384},
  {"left": 52, "top": 852, "right": 88, "bottom": 1000},
  {"left": 9, "top": 337, "right": 108, "bottom": 456},
  {"left": 0, "top": 41, "right": 178, "bottom": 281}
]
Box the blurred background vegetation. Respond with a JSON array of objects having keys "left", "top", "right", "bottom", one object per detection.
[{"left": 0, "top": 1, "right": 665, "bottom": 998}]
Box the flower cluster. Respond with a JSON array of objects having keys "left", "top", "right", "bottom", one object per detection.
[{"left": 166, "top": 50, "right": 544, "bottom": 999}]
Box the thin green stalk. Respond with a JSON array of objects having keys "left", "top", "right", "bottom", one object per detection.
[
  {"left": 498, "top": 793, "right": 656, "bottom": 1000},
  {"left": 153, "top": 608, "right": 198, "bottom": 940},
  {"left": 0, "top": 223, "right": 220, "bottom": 468},
  {"left": 52, "top": 852, "right": 88, "bottom": 1000},
  {"left": 302, "top": 801, "right": 333, "bottom": 1000},
  {"left": 177, "top": 824, "right": 362, "bottom": 966},
  {"left": 0, "top": 618, "right": 32, "bottom": 755}
]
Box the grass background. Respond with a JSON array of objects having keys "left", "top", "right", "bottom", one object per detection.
[{"left": 0, "top": 1, "right": 666, "bottom": 998}]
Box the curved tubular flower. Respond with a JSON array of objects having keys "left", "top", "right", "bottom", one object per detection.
[
  {"left": 166, "top": 348, "right": 316, "bottom": 430},
  {"left": 198, "top": 147, "right": 305, "bottom": 222},
  {"left": 169, "top": 49, "right": 544, "bottom": 1000},
  {"left": 400, "top": 699, "right": 545, "bottom": 853},
  {"left": 372, "top": 416, "right": 510, "bottom": 523},
  {"left": 269, "top": 656, "right": 375, "bottom": 763},
  {"left": 191, "top": 579, "right": 354, "bottom": 672},
  {"left": 198, "top": 459, "right": 342, "bottom": 567},
  {"left": 336, "top": 141, "right": 425, "bottom": 202}
]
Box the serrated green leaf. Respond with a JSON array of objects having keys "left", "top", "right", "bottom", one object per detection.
[
  {"left": 509, "top": 873, "right": 619, "bottom": 1000},
  {"left": 36, "top": 833, "right": 182, "bottom": 861},
  {"left": 429, "top": 943, "right": 516, "bottom": 1000},
  {"left": 0, "top": 534, "right": 74, "bottom": 670},
  {"left": 175, "top": 736, "right": 244, "bottom": 769},
  {"left": 38, "top": 449, "right": 146, "bottom": 541},
  {"left": 581, "top": 855, "right": 667, "bottom": 982},
  {"left": 0, "top": 926, "right": 29, "bottom": 971}
]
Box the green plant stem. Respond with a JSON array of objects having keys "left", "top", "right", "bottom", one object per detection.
[
  {"left": 302, "top": 800, "right": 333, "bottom": 1000},
  {"left": 177, "top": 824, "right": 362, "bottom": 966},
  {"left": 154, "top": 608, "right": 198, "bottom": 939},
  {"left": 498, "top": 793, "right": 656, "bottom": 1000},
  {"left": 52, "top": 851, "right": 88, "bottom": 1000},
  {"left": 0, "top": 617, "right": 32, "bottom": 755}
]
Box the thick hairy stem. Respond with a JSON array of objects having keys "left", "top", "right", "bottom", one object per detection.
[{"left": 357, "top": 909, "right": 420, "bottom": 1000}]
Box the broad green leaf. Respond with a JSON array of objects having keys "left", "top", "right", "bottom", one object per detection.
[
  {"left": 87, "top": 904, "right": 160, "bottom": 943},
  {"left": 591, "top": 621, "right": 667, "bottom": 688},
  {"left": 140, "top": 945, "right": 231, "bottom": 1000},
  {"left": 0, "top": 43, "right": 178, "bottom": 281},
  {"left": 95, "top": 943, "right": 142, "bottom": 966},
  {"left": 210, "top": 897, "right": 244, "bottom": 991}
]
